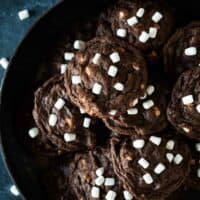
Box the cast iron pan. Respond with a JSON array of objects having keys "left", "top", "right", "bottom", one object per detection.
[{"left": 0, "top": 0, "right": 200, "bottom": 199}]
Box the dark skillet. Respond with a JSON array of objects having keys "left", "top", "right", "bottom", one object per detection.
[{"left": 0, "top": 0, "right": 199, "bottom": 199}]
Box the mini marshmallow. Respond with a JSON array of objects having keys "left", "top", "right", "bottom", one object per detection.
[
  {"left": 0, "top": 57, "right": 9, "bottom": 69},
  {"left": 10, "top": 185, "right": 20, "bottom": 196},
  {"left": 139, "top": 31, "right": 149, "bottom": 43},
  {"left": 136, "top": 8, "right": 145, "bottom": 18},
  {"left": 64, "top": 52, "right": 74, "bottom": 61},
  {"left": 113, "top": 82, "right": 124, "bottom": 91},
  {"left": 166, "top": 140, "right": 175, "bottom": 150},
  {"left": 108, "top": 65, "right": 118, "bottom": 77},
  {"left": 143, "top": 173, "right": 153, "bottom": 184},
  {"left": 92, "top": 82, "right": 102, "bottom": 95},
  {"left": 54, "top": 98, "right": 65, "bottom": 110},
  {"left": 174, "top": 154, "right": 183, "bottom": 165},
  {"left": 92, "top": 53, "right": 101, "bottom": 65},
  {"left": 72, "top": 75, "right": 81, "bottom": 85},
  {"left": 132, "top": 98, "right": 139, "bottom": 106},
  {"left": 18, "top": 9, "right": 30, "bottom": 20},
  {"left": 138, "top": 158, "right": 150, "bottom": 169},
  {"left": 184, "top": 47, "right": 197, "bottom": 56},
  {"left": 182, "top": 126, "right": 191, "bottom": 133},
  {"left": 146, "top": 85, "right": 155, "bottom": 96},
  {"left": 105, "top": 190, "right": 117, "bottom": 200},
  {"left": 64, "top": 133, "right": 76, "bottom": 142},
  {"left": 116, "top": 28, "right": 127, "bottom": 38},
  {"left": 95, "top": 176, "right": 105, "bottom": 186},
  {"left": 104, "top": 178, "right": 115, "bottom": 186},
  {"left": 109, "top": 110, "right": 117, "bottom": 116},
  {"left": 48, "top": 114, "right": 57, "bottom": 126},
  {"left": 154, "top": 163, "right": 166, "bottom": 174},
  {"left": 73, "top": 40, "right": 85, "bottom": 50},
  {"left": 60, "top": 64, "right": 67, "bottom": 74},
  {"left": 83, "top": 117, "right": 91, "bottom": 128},
  {"left": 195, "top": 143, "right": 200, "bottom": 152},
  {"left": 110, "top": 52, "right": 120, "bottom": 63},
  {"left": 149, "top": 27, "right": 158, "bottom": 39},
  {"left": 127, "top": 108, "right": 138, "bottom": 115},
  {"left": 197, "top": 168, "right": 200, "bottom": 178},
  {"left": 142, "top": 100, "right": 154, "bottom": 110},
  {"left": 133, "top": 139, "right": 145, "bottom": 149},
  {"left": 127, "top": 16, "right": 138, "bottom": 26},
  {"left": 149, "top": 136, "right": 162, "bottom": 146},
  {"left": 140, "top": 93, "right": 147, "bottom": 100},
  {"left": 152, "top": 11, "right": 163, "bottom": 23},
  {"left": 166, "top": 153, "right": 174, "bottom": 163},
  {"left": 182, "top": 95, "right": 194, "bottom": 105},
  {"left": 196, "top": 104, "right": 200, "bottom": 113},
  {"left": 96, "top": 167, "right": 104, "bottom": 177},
  {"left": 28, "top": 127, "right": 39, "bottom": 138},
  {"left": 91, "top": 186, "right": 100, "bottom": 198},
  {"left": 80, "top": 107, "right": 86, "bottom": 114},
  {"left": 123, "top": 191, "right": 133, "bottom": 200}
]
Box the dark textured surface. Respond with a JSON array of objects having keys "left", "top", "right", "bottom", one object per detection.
[{"left": 0, "top": 1, "right": 57, "bottom": 199}]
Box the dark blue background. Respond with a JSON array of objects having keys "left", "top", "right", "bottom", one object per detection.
[{"left": 0, "top": 1, "right": 57, "bottom": 199}]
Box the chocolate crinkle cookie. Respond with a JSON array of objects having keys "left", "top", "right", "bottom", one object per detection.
[
  {"left": 97, "top": 0, "right": 174, "bottom": 52},
  {"left": 68, "top": 147, "right": 134, "bottom": 200},
  {"left": 103, "top": 79, "right": 168, "bottom": 136},
  {"left": 167, "top": 67, "right": 200, "bottom": 140},
  {"left": 33, "top": 75, "right": 97, "bottom": 153},
  {"left": 164, "top": 21, "right": 200, "bottom": 78},
  {"left": 64, "top": 36, "right": 148, "bottom": 118},
  {"left": 110, "top": 133, "right": 191, "bottom": 200}
]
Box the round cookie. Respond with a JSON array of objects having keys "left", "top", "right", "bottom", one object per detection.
[
  {"left": 110, "top": 133, "right": 191, "bottom": 200},
  {"left": 33, "top": 75, "right": 97, "bottom": 152},
  {"left": 167, "top": 67, "right": 200, "bottom": 140},
  {"left": 64, "top": 36, "right": 148, "bottom": 118},
  {"left": 97, "top": 0, "right": 174, "bottom": 52},
  {"left": 103, "top": 80, "right": 168, "bottom": 136},
  {"left": 68, "top": 147, "right": 134, "bottom": 200},
  {"left": 164, "top": 22, "right": 200, "bottom": 77}
]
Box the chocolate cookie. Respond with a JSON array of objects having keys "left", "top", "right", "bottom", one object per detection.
[
  {"left": 167, "top": 67, "right": 200, "bottom": 140},
  {"left": 69, "top": 147, "right": 134, "bottom": 200},
  {"left": 64, "top": 37, "right": 148, "bottom": 118},
  {"left": 103, "top": 80, "right": 168, "bottom": 136},
  {"left": 110, "top": 133, "right": 191, "bottom": 200},
  {"left": 33, "top": 75, "right": 97, "bottom": 152},
  {"left": 164, "top": 22, "right": 200, "bottom": 77},
  {"left": 97, "top": 0, "right": 174, "bottom": 52}
]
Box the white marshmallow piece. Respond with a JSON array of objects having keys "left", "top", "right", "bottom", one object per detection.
[
  {"left": 143, "top": 173, "right": 153, "bottom": 184},
  {"left": 72, "top": 75, "right": 81, "bottom": 85},
  {"left": 166, "top": 140, "right": 175, "bottom": 150},
  {"left": 138, "top": 158, "right": 150, "bottom": 169},
  {"left": 152, "top": 11, "right": 163, "bottom": 23},
  {"left": 28, "top": 127, "right": 39, "bottom": 138},
  {"left": 133, "top": 139, "right": 145, "bottom": 149},
  {"left": 174, "top": 154, "right": 183, "bottom": 165},
  {"left": 0, "top": 57, "right": 9, "bottom": 69},
  {"left": 116, "top": 28, "right": 127, "bottom": 38},
  {"left": 113, "top": 82, "right": 124, "bottom": 91},
  {"left": 142, "top": 100, "right": 154, "bottom": 110},
  {"left": 197, "top": 168, "right": 200, "bottom": 178},
  {"left": 96, "top": 167, "right": 104, "bottom": 177},
  {"left": 110, "top": 52, "right": 120, "bottom": 63},
  {"left": 146, "top": 85, "right": 155, "bottom": 96},
  {"left": 83, "top": 117, "right": 91, "bottom": 128},
  {"left": 10, "top": 185, "right": 20, "bottom": 196},
  {"left": 182, "top": 95, "right": 194, "bottom": 105},
  {"left": 92, "top": 53, "right": 101, "bottom": 65},
  {"left": 54, "top": 98, "right": 65, "bottom": 110},
  {"left": 64, "top": 52, "right": 74, "bottom": 61},
  {"left": 123, "top": 191, "right": 133, "bottom": 200},
  {"left": 60, "top": 64, "right": 67, "bottom": 74},
  {"left": 104, "top": 178, "right": 115, "bottom": 186},
  {"left": 166, "top": 153, "right": 174, "bottom": 163},
  {"left": 127, "top": 16, "right": 138, "bottom": 26},
  {"left": 64, "top": 133, "right": 76, "bottom": 142},
  {"left": 149, "top": 136, "right": 162, "bottom": 146},
  {"left": 132, "top": 98, "right": 139, "bottom": 106},
  {"left": 184, "top": 47, "right": 197, "bottom": 56},
  {"left": 105, "top": 190, "right": 117, "bottom": 200},
  {"left": 196, "top": 104, "right": 200, "bottom": 113},
  {"left": 73, "top": 40, "right": 85, "bottom": 50},
  {"left": 154, "top": 163, "right": 166, "bottom": 175},
  {"left": 108, "top": 65, "right": 118, "bottom": 77},
  {"left": 92, "top": 83, "right": 102, "bottom": 95},
  {"left": 195, "top": 143, "right": 200, "bottom": 152},
  {"left": 127, "top": 108, "right": 138, "bottom": 115},
  {"left": 48, "top": 114, "right": 57, "bottom": 127},
  {"left": 18, "top": 9, "right": 30, "bottom": 20},
  {"left": 109, "top": 110, "right": 117, "bottom": 116},
  {"left": 139, "top": 31, "right": 149, "bottom": 43},
  {"left": 136, "top": 8, "right": 145, "bottom": 18},
  {"left": 149, "top": 27, "right": 158, "bottom": 39},
  {"left": 91, "top": 186, "right": 100, "bottom": 198},
  {"left": 95, "top": 176, "right": 105, "bottom": 186}
]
